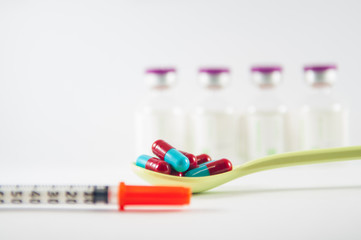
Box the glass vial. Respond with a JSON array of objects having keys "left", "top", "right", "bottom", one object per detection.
[
  {"left": 135, "top": 68, "right": 187, "bottom": 156},
  {"left": 298, "top": 64, "right": 349, "bottom": 149},
  {"left": 190, "top": 67, "right": 239, "bottom": 161},
  {"left": 246, "top": 66, "right": 287, "bottom": 160}
]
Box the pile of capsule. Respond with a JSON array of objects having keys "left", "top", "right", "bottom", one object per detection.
[{"left": 136, "top": 140, "right": 233, "bottom": 177}]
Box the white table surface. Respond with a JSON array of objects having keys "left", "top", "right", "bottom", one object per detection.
[{"left": 1, "top": 161, "right": 361, "bottom": 240}]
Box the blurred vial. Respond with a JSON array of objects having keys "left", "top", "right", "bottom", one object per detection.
[
  {"left": 135, "top": 68, "right": 187, "bottom": 156},
  {"left": 246, "top": 66, "right": 288, "bottom": 160},
  {"left": 297, "top": 64, "right": 349, "bottom": 149},
  {"left": 190, "top": 67, "right": 240, "bottom": 162}
]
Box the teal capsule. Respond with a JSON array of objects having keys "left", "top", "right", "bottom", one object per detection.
[
  {"left": 185, "top": 159, "right": 232, "bottom": 177},
  {"left": 152, "top": 140, "right": 190, "bottom": 172}
]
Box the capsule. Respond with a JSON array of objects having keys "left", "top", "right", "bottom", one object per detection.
[
  {"left": 196, "top": 154, "right": 212, "bottom": 165},
  {"left": 170, "top": 170, "right": 184, "bottom": 177},
  {"left": 185, "top": 159, "right": 232, "bottom": 177},
  {"left": 179, "top": 151, "right": 198, "bottom": 170},
  {"left": 136, "top": 155, "right": 171, "bottom": 175},
  {"left": 152, "top": 140, "right": 190, "bottom": 172}
]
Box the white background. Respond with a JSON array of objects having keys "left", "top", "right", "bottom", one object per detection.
[{"left": 1, "top": 1, "right": 361, "bottom": 239}]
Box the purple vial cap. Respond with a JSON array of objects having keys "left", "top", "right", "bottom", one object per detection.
[
  {"left": 145, "top": 68, "right": 176, "bottom": 75},
  {"left": 251, "top": 66, "right": 283, "bottom": 74},
  {"left": 199, "top": 67, "right": 230, "bottom": 75},
  {"left": 304, "top": 64, "right": 337, "bottom": 72}
]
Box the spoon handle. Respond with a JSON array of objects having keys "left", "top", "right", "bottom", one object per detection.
[{"left": 236, "top": 146, "right": 361, "bottom": 176}]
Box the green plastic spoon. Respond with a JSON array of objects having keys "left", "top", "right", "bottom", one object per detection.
[{"left": 132, "top": 145, "right": 361, "bottom": 193}]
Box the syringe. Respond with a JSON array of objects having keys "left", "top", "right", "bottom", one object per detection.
[{"left": 0, "top": 182, "right": 191, "bottom": 211}]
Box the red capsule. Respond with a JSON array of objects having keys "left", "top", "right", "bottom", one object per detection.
[
  {"left": 146, "top": 159, "right": 171, "bottom": 175},
  {"left": 206, "top": 159, "right": 232, "bottom": 175},
  {"left": 179, "top": 151, "right": 198, "bottom": 170},
  {"left": 152, "top": 140, "right": 190, "bottom": 172},
  {"left": 196, "top": 154, "right": 212, "bottom": 165},
  {"left": 136, "top": 155, "right": 171, "bottom": 175},
  {"left": 185, "top": 158, "right": 232, "bottom": 177},
  {"left": 170, "top": 170, "right": 184, "bottom": 177},
  {"left": 152, "top": 140, "right": 173, "bottom": 158}
]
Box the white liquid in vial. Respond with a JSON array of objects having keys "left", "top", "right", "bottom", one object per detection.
[
  {"left": 191, "top": 110, "right": 238, "bottom": 160},
  {"left": 299, "top": 107, "right": 348, "bottom": 149},
  {"left": 135, "top": 108, "right": 187, "bottom": 156},
  {"left": 247, "top": 111, "right": 287, "bottom": 160}
]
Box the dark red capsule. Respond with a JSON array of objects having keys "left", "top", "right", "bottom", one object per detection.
[
  {"left": 206, "top": 159, "right": 232, "bottom": 175},
  {"left": 185, "top": 158, "right": 232, "bottom": 177},
  {"left": 146, "top": 159, "right": 171, "bottom": 175},
  {"left": 170, "top": 170, "right": 184, "bottom": 177},
  {"left": 136, "top": 155, "right": 171, "bottom": 175},
  {"left": 152, "top": 140, "right": 173, "bottom": 159},
  {"left": 196, "top": 154, "right": 212, "bottom": 165},
  {"left": 179, "top": 151, "right": 198, "bottom": 170},
  {"left": 152, "top": 140, "right": 190, "bottom": 172}
]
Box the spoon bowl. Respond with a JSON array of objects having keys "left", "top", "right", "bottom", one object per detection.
[
  {"left": 132, "top": 163, "right": 233, "bottom": 193},
  {"left": 132, "top": 146, "right": 361, "bottom": 193}
]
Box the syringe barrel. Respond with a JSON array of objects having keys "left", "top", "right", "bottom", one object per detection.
[
  {"left": 0, "top": 183, "right": 191, "bottom": 211},
  {"left": 0, "top": 185, "right": 116, "bottom": 208}
]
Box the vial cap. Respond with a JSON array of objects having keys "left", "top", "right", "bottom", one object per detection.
[
  {"left": 118, "top": 182, "right": 191, "bottom": 210},
  {"left": 303, "top": 64, "right": 337, "bottom": 87},
  {"left": 251, "top": 66, "right": 282, "bottom": 74},
  {"left": 198, "top": 67, "right": 230, "bottom": 89},
  {"left": 250, "top": 65, "right": 283, "bottom": 88},
  {"left": 145, "top": 67, "right": 177, "bottom": 89},
  {"left": 146, "top": 68, "right": 176, "bottom": 74},
  {"left": 304, "top": 64, "right": 337, "bottom": 72}
]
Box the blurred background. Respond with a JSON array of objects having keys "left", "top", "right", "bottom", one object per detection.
[{"left": 1, "top": 0, "right": 361, "bottom": 171}]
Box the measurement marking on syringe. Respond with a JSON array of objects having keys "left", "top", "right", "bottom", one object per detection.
[
  {"left": 0, "top": 182, "right": 191, "bottom": 211},
  {"left": 0, "top": 185, "right": 108, "bottom": 205}
]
